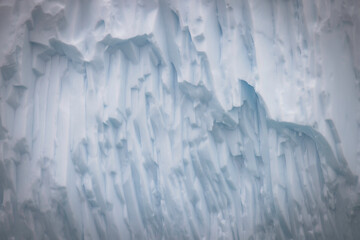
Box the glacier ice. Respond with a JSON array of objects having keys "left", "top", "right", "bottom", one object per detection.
[{"left": 1, "top": 0, "right": 360, "bottom": 239}]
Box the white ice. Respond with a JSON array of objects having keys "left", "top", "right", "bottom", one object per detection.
[{"left": 0, "top": 0, "right": 360, "bottom": 239}]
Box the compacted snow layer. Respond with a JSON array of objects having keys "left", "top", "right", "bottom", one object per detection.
[{"left": 0, "top": 0, "right": 360, "bottom": 239}]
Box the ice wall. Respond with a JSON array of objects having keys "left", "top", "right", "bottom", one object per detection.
[{"left": 0, "top": 0, "right": 360, "bottom": 239}]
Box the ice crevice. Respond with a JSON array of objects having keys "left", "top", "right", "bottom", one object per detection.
[{"left": 0, "top": 0, "right": 360, "bottom": 239}]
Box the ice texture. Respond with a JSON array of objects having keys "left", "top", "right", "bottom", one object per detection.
[{"left": 0, "top": 0, "right": 360, "bottom": 239}]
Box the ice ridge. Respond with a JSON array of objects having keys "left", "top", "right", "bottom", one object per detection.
[
  {"left": 0, "top": 0, "right": 360, "bottom": 239},
  {"left": 1, "top": 75, "right": 359, "bottom": 239}
]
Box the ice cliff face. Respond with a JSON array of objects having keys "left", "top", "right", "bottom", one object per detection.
[{"left": 1, "top": 0, "right": 360, "bottom": 239}]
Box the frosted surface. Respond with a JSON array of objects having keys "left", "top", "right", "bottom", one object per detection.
[{"left": 0, "top": 0, "right": 360, "bottom": 239}]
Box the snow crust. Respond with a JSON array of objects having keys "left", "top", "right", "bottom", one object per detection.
[{"left": 0, "top": 0, "right": 360, "bottom": 239}]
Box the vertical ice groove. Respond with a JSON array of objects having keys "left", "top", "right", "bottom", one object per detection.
[{"left": 0, "top": 0, "right": 359, "bottom": 239}]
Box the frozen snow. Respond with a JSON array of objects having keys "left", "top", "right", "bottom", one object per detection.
[{"left": 0, "top": 0, "right": 360, "bottom": 239}]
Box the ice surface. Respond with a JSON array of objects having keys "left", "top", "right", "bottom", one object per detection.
[{"left": 0, "top": 0, "right": 360, "bottom": 239}]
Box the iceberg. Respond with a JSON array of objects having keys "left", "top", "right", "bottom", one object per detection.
[{"left": 0, "top": 0, "right": 359, "bottom": 239}]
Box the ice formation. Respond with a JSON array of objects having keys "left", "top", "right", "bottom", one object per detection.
[{"left": 1, "top": 0, "right": 360, "bottom": 239}]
